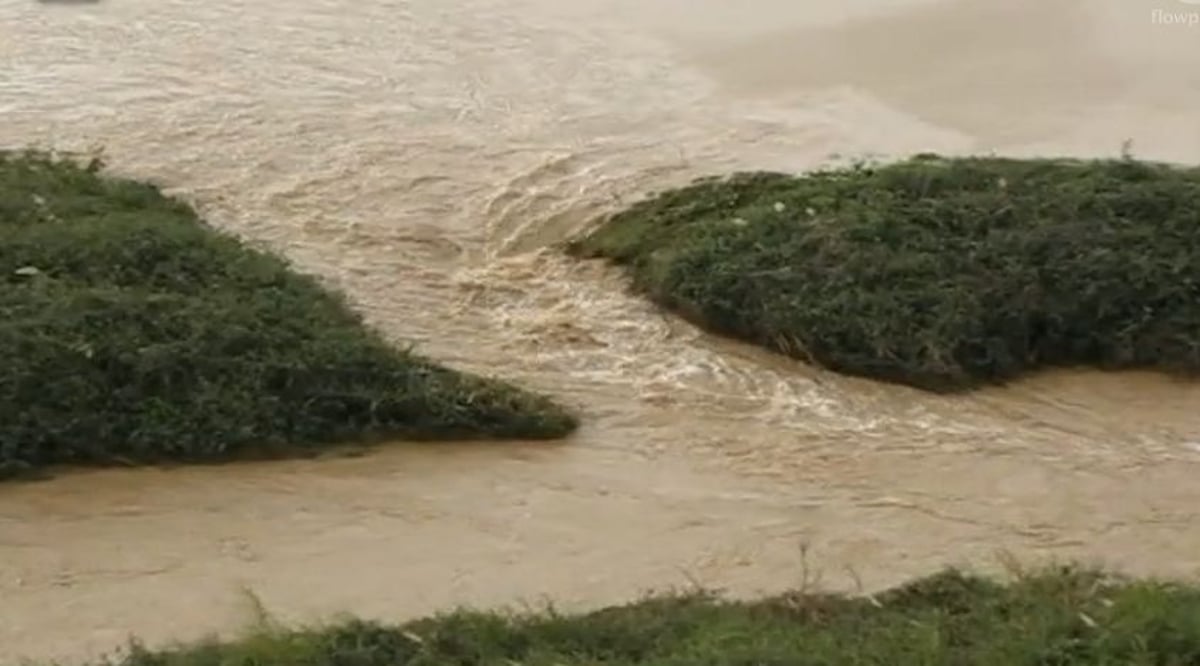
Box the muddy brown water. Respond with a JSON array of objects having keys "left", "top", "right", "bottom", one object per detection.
[{"left": 4, "top": 0, "right": 1200, "bottom": 661}]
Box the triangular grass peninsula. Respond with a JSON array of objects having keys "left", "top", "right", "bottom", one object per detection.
[
  {"left": 0, "top": 150, "right": 576, "bottom": 477},
  {"left": 570, "top": 154, "right": 1200, "bottom": 391}
]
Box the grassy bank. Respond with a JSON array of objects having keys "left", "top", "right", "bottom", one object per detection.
[
  {"left": 569, "top": 155, "right": 1200, "bottom": 391},
  {"left": 0, "top": 150, "right": 575, "bottom": 477},
  {"left": 81, "top": 567, "right": 1200, "bottom": 665}
]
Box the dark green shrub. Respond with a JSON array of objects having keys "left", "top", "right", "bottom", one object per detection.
[{"left": 570, "top": 155, "right": 1200, "bottom": 391}]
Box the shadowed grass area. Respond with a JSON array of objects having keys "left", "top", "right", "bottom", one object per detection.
[
  {"left": 569, "top": 154, "right": 1200, "bottom": 392},
  {"left": 0, "top": 150, "right": 576, "bottom": 477},
  {"left": 83, "top": 567, "right": 1200, "bottom": 665}
]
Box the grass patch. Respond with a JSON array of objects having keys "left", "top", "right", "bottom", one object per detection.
[
  {"left": 0, "top": 149, "right": 576, "bottom": 476},
  {"left": 79, "top": 566, "right": 1200, "bottom": 665},
  {"left": 568, "top": 154, "right": 1200, "bottom": 391}
]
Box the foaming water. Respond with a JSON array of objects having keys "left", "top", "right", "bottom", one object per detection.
[{"left": 3, "top": 0, "right": 1200, "bottom": 661}]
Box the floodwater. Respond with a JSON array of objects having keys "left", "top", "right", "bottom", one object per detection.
[{"left": 3, "top": 0, "right": 1200, "bottom": 661}]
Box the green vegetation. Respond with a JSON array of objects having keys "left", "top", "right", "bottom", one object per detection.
[
  {"left": 83, "top": 567, "right": 1200, "bottom": 665},
  {"left": 0, "top": 150, "right": 575, "bottom": 477},
  {"left": 569, "top": 155, "right": 1200, "bottom": 391}
]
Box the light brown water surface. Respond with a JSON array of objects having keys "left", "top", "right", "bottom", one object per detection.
[{"left": 3, "top": 0, "right": 1200, "bottom": 662}]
